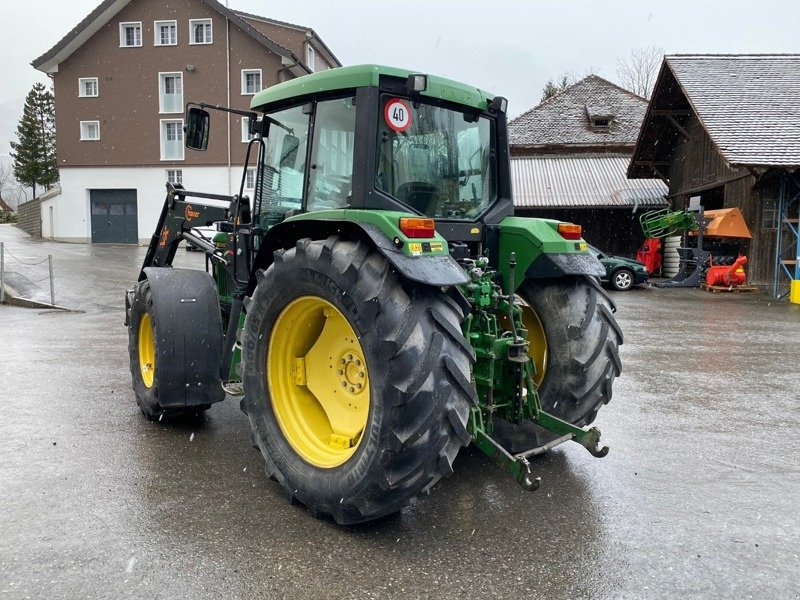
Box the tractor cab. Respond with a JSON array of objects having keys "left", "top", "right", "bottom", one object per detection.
[{"left": 187, "top": 65, "right": 514, "bottom": 258}]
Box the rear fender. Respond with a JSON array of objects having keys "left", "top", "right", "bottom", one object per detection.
[
  {"left": 248, "top": 210, "right": 468, "bottom": 296},
  {"left": 496, "top": 216, "right": 605, "bottom": 291}
]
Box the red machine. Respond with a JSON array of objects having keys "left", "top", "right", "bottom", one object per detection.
[
  {"left": 705, "top": 255, "right": 748, "bottom": 287},
  {"left": 636, "top": 238, "right": 662, "bottom": 274}
]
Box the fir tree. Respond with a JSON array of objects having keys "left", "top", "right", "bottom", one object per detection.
[
  {"left": 540, "top": 75, "right": 573, "bottom": 102},
  {"left": 10, "top": 82, "right": 58, "bottom": 198}
]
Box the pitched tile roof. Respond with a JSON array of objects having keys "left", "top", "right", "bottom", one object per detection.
[
  {"left": 630, "top": 55, "right": 800, "bottom": 178},
  {"left": 512, "top": 154, "right": 668, "bottom": 208},
  {"left": 663, "top": 55, "right": 800, "bottom": 167},
  {"left": 32, "top": 0, "right": 318, "bottom": 75},
  {"left": 233, "top": 10, "right": 341, "bottom": 67},
  {"left": 509, "top": 75, "right": 648, "bottom": 148}
]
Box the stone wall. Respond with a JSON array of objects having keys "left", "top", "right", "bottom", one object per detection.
[{"left": 16, "top": 198, "right": 41, "bottom": 238}]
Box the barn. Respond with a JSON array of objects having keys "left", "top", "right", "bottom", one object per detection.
[
  {"left": 628, "top": 54, "right": 800, "bottom": 297},
  {"left": 509, "top": 75, "right": 668, "bottom": 257}
]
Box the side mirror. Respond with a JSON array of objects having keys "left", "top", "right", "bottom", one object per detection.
[
  {"left": 279, "top": 135, "right": 300, "bottom": 169},
  {"left": 185, "top": 107, "right": 210, "bottom": 151}
]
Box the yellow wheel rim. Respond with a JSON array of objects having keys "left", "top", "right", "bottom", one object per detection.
[
  {"left": 520, "top": 301, "right": 548, "bottom": 387},
  {"left": 267, "top": 296, "right": 370, "bottom": 468},
  {"left": 138, "top": 313, "right": 156, "bottom": 388}
]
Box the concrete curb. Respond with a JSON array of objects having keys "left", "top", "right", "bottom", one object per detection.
[{"left": 1, "top": 281, "right": 69, "bottom": 311}]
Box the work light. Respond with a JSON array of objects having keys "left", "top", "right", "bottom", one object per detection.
[{"left": 406, "top": 74, "right": 428, "bottom": 92}]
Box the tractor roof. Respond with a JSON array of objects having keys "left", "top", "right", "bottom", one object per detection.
[{"left": 250, "top": 64, "right": 496, "bottom": 112}]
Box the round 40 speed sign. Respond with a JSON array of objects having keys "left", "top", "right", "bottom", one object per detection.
[{"left": 384, "top": 98, "right": 412, "bottom": 133}]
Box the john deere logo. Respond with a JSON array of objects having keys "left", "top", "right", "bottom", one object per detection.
[{"left": 184, "top": 205, "right": 201, "bottom": 220}]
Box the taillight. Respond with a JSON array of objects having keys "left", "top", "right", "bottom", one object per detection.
[
  {"left": 557, "top": 223, "right": 582, "bottom": 240},
  {"left": 399, "top": 217, "right": 435, "bottom": 238}
]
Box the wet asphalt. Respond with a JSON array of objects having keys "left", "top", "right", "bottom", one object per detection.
[{"left": 1, "top": 223, "right": 799, "bottom": 599}]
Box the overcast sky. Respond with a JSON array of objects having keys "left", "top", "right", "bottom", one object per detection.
[{"left": 0, "top": 0, "right": 797, "bottom": 165}]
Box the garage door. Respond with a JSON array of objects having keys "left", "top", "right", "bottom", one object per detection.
[{"left": 90, "top": 189, "right": 138, "bottom": 244}]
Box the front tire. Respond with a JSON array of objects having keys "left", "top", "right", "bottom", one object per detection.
[
  {"left": 240, "top": 236, "right": 476, "bottom": 524},
  {"left": 611, "top": 268, "right": 634, "bottom": 291},
  {"left": 127, "top": 269, "right": 225, "bottom": 420},
  {"left": 494, "top": 276, "right": 623, "bottom": 452}
]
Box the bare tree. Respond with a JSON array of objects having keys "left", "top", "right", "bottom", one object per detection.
[
  {"left": 617, "top": 46, "right": 663, "bottom": 99},
  {"left": 0, "top": 161, "right": 29, "bottom": 210}
]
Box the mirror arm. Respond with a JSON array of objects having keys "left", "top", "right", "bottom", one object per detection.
[
  {"left": 189, "top": 101, "right": 257, "bottom": 120},
  {"left": 263, "top": 115, "right": 293, "bottom": 136}
]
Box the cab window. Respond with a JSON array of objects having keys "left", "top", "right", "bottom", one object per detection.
[
  {"left": 307, "top": 97, "right": 356, "bottom": 212},
  {"left": 256, "top": 104, "right": 310, "bottom": 224},
  {"left": 375, "top": 96, "right": 496, "bottom": 220}
]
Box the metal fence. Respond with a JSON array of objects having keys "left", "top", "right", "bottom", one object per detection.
[{"left": 0, "top": 241, "right": 55, "bottom": 306}]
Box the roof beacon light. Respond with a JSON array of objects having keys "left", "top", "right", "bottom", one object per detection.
[
  {"left": 399, "top": 217, "right": 436, "bottom": 238},
  {"left": 489, "top": 96, "right": 508, "bottom": 114},
  {"left": 407, "top": 74, "right": 428, "bottom": 92},
  {"left": 557, "top": 223, "right": 582, "bottom": 240}
]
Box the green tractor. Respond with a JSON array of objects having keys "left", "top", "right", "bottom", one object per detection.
[{"left": 126, "top": 65, "right": 622, "bottom": 524}]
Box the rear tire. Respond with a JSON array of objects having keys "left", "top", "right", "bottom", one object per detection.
[
  {"left": 493, "top": 276, "right": 623, "bottom": 452},
  {"left": 240, "top": 236, "right": 476, "bottom": 524}
]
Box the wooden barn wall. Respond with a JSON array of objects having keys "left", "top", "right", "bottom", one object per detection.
[
  {"left": 664, "top": 113, "right": 779, "bottom": 285},
  {"left": 668, "top": 115, "right": 747, "bottom": 199},
  {"left": 747, "top": 177, "right": 783, "bottom": 285},
  {"left": 515, "top": 208, "right": 646, "bottom": 257}
]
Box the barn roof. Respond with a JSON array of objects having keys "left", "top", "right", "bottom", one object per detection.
[
  {"left": 509, "top": 75, "right": 648, "bottom": 150},
  {"left": 629, "top": 54, "right": 800, "bottom": 178},
  {"left": 512, "top": 154, "right": 668, "bottom": 209}
]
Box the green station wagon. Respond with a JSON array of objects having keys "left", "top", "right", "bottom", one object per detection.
[{"left": 588, "top": 244, "right": 649, "bottom": 291}]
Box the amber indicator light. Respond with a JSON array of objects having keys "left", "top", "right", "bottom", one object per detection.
[
  {"left": 399, "top": 217, "right": 436, "bottom": 238},
  {"left": 557, "top": 223, "right": 582, "bottom": 240}
]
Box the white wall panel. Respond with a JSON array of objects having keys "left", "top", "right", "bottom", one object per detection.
[{"left": 51, "top": 166, "right": 241, "bottom": 243}]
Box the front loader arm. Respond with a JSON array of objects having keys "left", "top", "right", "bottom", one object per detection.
[{"left": 138, "top": 183, "right": 234, "bottom": 281}]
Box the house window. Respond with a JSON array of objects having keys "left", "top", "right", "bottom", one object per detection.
[
  {"left": 160, "top": 119, "right": 184, "bottom": 160},
  {"left": 245, "top": 167, "right": 256, "bottom": 190},
  {"left": 80, "top": 121, "right": 100, "bottom": 141},
  {"left": 586, "top": 104, "right": 614, "bottom": 130},
  {"left": 166, "top": 169, "right": 183, "bottom": 185},
  {"left": 154, "top": 20, "right": 177, "bottom": 46},
  {"left": 159, "top": 72, "right": 183, "bottom": 113},
  {"left": 241, "top": 69, "right": 262, "bottom": 95},
  {"left": 242, "top": 117, "right": 256, "bottom": 142},
  {"left": 119, "top": 22, "right": 142, "bottom": 47},
  {"left": 78, "top": 78, "right": 98, "bottom": 97},
  {"left": 306, "top": 44, "right": 316, "bottom": 72},
  {"left": 189, "top": 19, "right": 212, "bottom": 44},
  {"left": 762, "top": 200, "right": 778, "bottom": 230}
]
